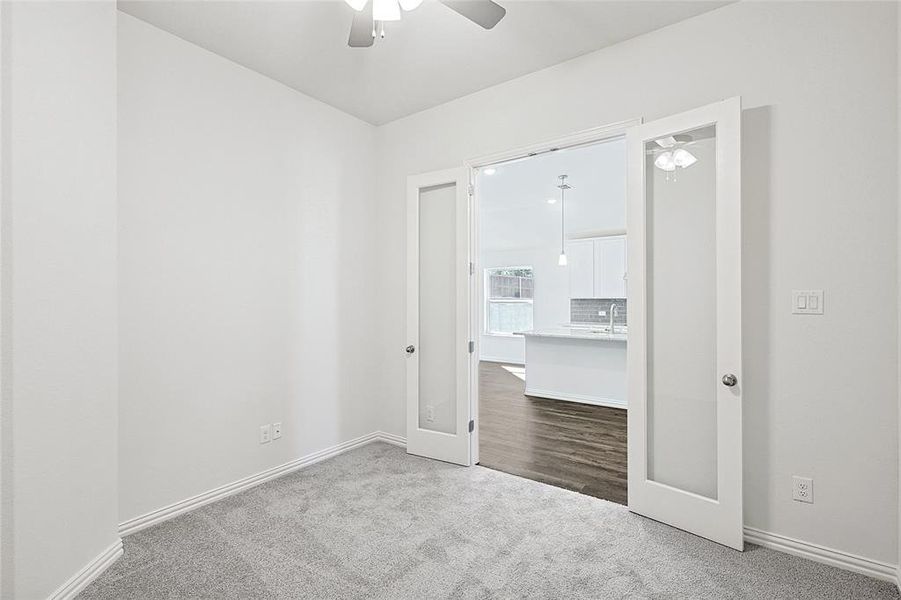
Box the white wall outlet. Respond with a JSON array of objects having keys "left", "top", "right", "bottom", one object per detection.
[
  {"left": 272, "top": 422, "right": 282, "bottom": 439},
  {"left": 792, "top": 476, "right": 813, "bottom": 503},
  {"left": 425, "top": 405, "right": 435, "bottom": 423},
  {"left": 259, "top": 424, "right": 271, "bottom": 444},
  {"left": 792, "top": 290, "right": 824, "bottom": 315}
]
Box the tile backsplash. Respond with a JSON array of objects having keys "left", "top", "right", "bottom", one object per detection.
[{"left": 571, "top": 298, "right": 627, "bottom": 325}]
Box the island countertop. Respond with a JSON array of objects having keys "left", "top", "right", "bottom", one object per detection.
[{"left": 516, "top": 327, "right": 627, "bottom": 342}]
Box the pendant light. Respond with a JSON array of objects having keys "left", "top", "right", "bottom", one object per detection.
[{"left": 557, "top": 174, "right": 571, "bottom": 266}]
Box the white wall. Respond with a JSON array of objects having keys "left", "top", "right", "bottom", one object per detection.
[
  {"left": 375, "top": 1, "right": 899, "bottom": 566},
  {"left": 897, "top": 4, "right": 901, "bottom": 587},
  {"left": 117, "top": 14, "right": 379, "bottom": 523},
  {"left": 2, "top": 2, "right": 119, "bottom": 598}
]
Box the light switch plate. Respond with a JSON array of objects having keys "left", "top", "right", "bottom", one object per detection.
[
  {"left": 260, "top": 424, "right": 271, "bottom": 444},
  {"left": 792, "top": 290, "right": 824, "bottom": 315}
]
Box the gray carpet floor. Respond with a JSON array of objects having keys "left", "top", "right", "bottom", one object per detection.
[{"left": 80, "top": 442, "right": 899, "bottom": 599}]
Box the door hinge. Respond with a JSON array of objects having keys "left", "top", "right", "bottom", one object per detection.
[
  {"left": 468, "top": 340, "right": 474, "bottom": 354},
  {"left": 468, "top": 419, "right": 474, "bottom": 433},
  {"left": 467, "top": 184, "right": 474, "bottom": 196}
]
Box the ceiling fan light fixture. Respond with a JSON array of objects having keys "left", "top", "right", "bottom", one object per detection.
[
  {"left": 672, "top": 148, "right": 697, "bottom": 168},
  {"left": 345, "top": 0, "right": 369, "bottom": 11},
  {"left": 654, "top": 152, "right": 676, "bottom": 172},
  {"left": 349, "top": 0, "right": 506, "bottom": 48},
  {"left": 373, "top": 0, "right": 401, "bottom": 21}
]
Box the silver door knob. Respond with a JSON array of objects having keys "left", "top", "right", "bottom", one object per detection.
[
  {"left": 722, "top": 374, "right": 737, "bottom": 387},
  {"left": 405, "top": 345, "right": 415, "bottom": 354}
]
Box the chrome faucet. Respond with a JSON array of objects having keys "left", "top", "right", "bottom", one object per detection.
[{"left": 609, "top": 303, "right": 620, "bottom": 334}]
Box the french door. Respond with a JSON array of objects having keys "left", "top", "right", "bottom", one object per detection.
[
  {"left": 626, "top": 97, "right": 744, "bottom": 549},
  {"left": 405, "top": 168, "right": 472, "bottom": 466}
]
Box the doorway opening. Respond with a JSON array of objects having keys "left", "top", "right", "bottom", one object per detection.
[{"left": 472, "top": 135, "right": 629, "bottom": 505}]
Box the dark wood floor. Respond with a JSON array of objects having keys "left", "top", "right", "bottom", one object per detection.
[{"left": 478, "top": 361, "right": 627, "bottom": 505}]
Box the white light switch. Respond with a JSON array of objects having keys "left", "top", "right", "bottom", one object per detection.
[{"left": 792, "top": 290, "right": 824, "bottom": 315}]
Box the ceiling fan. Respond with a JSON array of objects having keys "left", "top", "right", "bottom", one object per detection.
[{"left": 346, "top": 0, "right": 507, "bottom": 47}]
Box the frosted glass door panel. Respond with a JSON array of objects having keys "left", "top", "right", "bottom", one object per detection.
[
  {"left": 418, "top": 183, "right": 457, "bottom": 435},
  {"left": 645, "top": 125, "right": 718, "bottom": 499}
]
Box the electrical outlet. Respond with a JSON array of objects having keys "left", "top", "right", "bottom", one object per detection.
[
  {"left": 260, "top": 424, "right": 271, "bottom": 444},
  {"left": 425, "top": 405, "right": 435, "bottom": 423},
  {"left": 792, "top": 476, "right": 813, "bottom": 503},
  {"left": 272, "top": 422, "right": 282, "bottom": 439}
]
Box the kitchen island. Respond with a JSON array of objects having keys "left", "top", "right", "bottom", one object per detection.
[{"left": 517, "top": 327, "right": 627, "bottom": 409}]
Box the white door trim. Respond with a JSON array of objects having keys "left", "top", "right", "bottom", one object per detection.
[
  {"left": 466, "top": 118, "right": 641, "bottom": 466},
  {"left": 406, "top": 167, "right": 472, "bottom": 466},
  {"left": 626, "top": 97, "right": 743, "bottom": 550}
]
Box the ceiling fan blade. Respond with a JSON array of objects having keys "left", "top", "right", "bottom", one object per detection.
[
  {"left": 440, "top": 0, "right": 506, "bottom": 29},
  {"left": 348, "top": 1, "right": 374, "bottom": 48}
]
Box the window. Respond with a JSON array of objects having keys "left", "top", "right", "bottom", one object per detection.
[{"left": 485, "top": 266, "right": 534, "bottom": 335}]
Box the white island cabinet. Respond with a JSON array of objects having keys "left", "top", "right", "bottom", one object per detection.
[{"left": 519, "top": 328, "right": 627, "bottom": 409}]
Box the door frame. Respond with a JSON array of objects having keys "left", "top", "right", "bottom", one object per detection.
[
  {"left": 626, "top": 97, "right": 743, "bottom": 550},
  {"left": 464, "top": 118, "right": 641, "bottom": 466},
  {"left": 406, "top": 167, "right": 472, "bottom": 466}
]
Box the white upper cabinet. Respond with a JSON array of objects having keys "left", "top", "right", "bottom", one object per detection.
[
  {"left": 566, "top": 235, "right": 627, "bottom": 299},
  {"left": 566, "top": 239, "right": 595, "bottom": 299},
  {"left": 595, "top": 236, "right": 627, "bottom": 298}
]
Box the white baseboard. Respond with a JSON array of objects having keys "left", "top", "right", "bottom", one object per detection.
[
  {"left": 744, "top": 527, "right": 898, "bottom": 586},
  {"left": 524, "top": 387, "right": 627, "bottom": 410},
  {"left": 47, "top": 539, "right": 123, "bottom": 600},
  {"left": 119, "top": 431, "right": 404, "bottom": 537},
  {"left": 376, "top": 431, "right": 407, "bottom": 447}
]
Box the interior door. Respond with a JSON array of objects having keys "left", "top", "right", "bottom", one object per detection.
[
  {"left": 406, "top": 168, "right": 472, "bottom": 466},
  {"left": 626, "top": 97, "right": 743, "bottom": 550}
]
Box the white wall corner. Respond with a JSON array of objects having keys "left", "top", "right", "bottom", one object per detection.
[
  {"left": 376, "top": 431, "right": 407, "bottom": 447},
  {"left": 46, "top": 539, "right": 123, "bottom": 600}
]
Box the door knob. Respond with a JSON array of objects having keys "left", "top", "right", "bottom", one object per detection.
[
  {"left": 722, "top": 373, "right": 737, "bottom": 387},
  {"left": 405, "top": 345, "right": 416, "bottom": 354}
]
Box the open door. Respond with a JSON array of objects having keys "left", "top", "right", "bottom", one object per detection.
[
  {"left": 626, "top": 97, "right": 743, "bottom": 549},
  {"left": 406, "top": 168, "right": 472, "bottom": 466}
]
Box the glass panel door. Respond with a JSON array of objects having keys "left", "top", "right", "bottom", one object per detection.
[
  {"left": 406, "top": 168, "right": 471, "bottom": 466},
  {"left": 627, "top": 98, "right": 743, "bottom": 550}
]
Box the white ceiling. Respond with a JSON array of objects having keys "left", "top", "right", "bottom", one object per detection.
[
  {"left": 118, "top": 0, "right": 729, "bottom": 125},
  {"left": 479, "top": 138, "right": 625, "bottom": 251}
]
